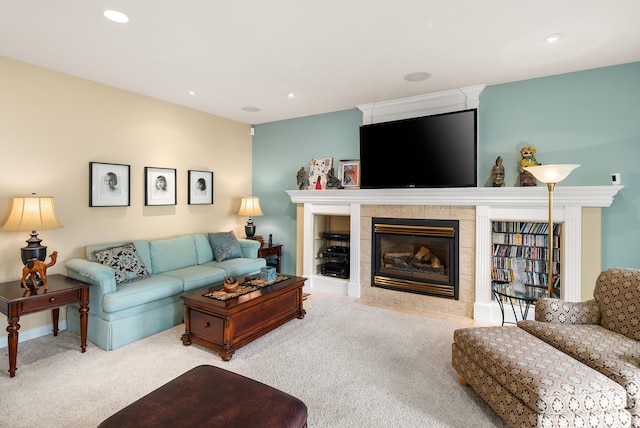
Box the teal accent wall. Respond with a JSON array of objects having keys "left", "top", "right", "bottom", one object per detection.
[
  {"left": 254, "top": 62, "right": 640, "bottom": 273},
  {"left": 252, "top": 109, "right": 362, "bottom": 274},
  {"left": 480, "top": 62, "right": 640, "bottom": 269}
]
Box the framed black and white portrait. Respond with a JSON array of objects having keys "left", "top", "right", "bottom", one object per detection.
[
  {"left": 90, "top": 162, "right": 130, "bottom": 207},
  {"left": 188, "top": 170, "right": 213, "bottom": 205},
  {"left": 145, "top": 167, "right": 177, "bottom": 206}
]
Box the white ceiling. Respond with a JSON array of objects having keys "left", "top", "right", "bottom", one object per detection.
[{"left": 2, "top": 1, "right": 639, "bottom": 124}]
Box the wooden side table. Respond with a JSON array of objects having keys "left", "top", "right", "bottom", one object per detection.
[
  {"left": 0, "top": 274, "right": 90, "bottom": 377},
  {"left": 258, "top": 243, "right": 282, "bottom": 272}
]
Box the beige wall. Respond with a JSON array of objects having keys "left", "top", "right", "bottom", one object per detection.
[
  {"left": 581, "top": 207, "right": 602, "bottom": 300},
  {"left": 0, "top": 57, "right": 253, "bottom": 333}
]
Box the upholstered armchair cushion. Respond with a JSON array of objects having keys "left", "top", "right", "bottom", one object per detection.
[
  {"left": 534, "top": 297, "right": 600, "bottom": 324},
  {"left": 593, "top": 268, "right": 640, "bottom": 341}
]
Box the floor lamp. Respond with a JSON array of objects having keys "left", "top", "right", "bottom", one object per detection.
[{"left": 524, "top": 164, "right": 580, "bottom": 298}]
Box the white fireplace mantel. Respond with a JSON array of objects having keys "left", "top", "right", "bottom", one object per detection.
[
  {"left": 287, "top": 186, "right": 622, "bottom": 207},
  {"left": 287, "top": 185, "right": 623, "bottom": 322}
]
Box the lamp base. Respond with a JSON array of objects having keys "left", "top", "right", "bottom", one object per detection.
[
  {"left": 20, "top": 230, "right": 48, "bottom": 289},
  {"left": 244, "top": 223, "right": 256, "bottom": 239},
  {"left": 23, "top": 273, "right": 43, "bottom": 290},
  {"left": 21, "top": 230, "right": 47, "bottom": 265}
]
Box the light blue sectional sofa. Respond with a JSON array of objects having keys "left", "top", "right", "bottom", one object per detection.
[{"left": 64, "top": 233, "right": 266, "bottom": 351}]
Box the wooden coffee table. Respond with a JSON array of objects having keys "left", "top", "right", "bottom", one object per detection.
[{"left": 181, "top": 275, "right": 306, "bottom": 360}]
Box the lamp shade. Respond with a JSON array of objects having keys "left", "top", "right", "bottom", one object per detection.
[
  {"left": 237, "top": 197, "right": 263, "bottom": 217},
  {"left": 1, "top": 195, "right": 63, "bottom": 231},
  {"left": 523, "top": 164, "right": 581, "bottom": 184}
]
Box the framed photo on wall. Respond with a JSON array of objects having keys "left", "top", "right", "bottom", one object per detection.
[
  {"left": 89, "top": 162, "right": 130, "bottom": 207},
  {"left": 145, "top": 167, "right": 177, "bottom": 206},
  {"left": 188, "top": 170, "right": 213, "bottom": 205},
  {"left": 339, "top": 159, "right": 360, "bottom": 188}
]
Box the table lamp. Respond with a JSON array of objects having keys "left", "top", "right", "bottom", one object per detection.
[
  {"left": 237, "top": 196, "right": 263, "bottom": 239},
  {"left": 1, "top": 194, "right": 64, "bottom": 268},
  {"left": 523, "top": 164, "right": 580, "bottom": 298}
]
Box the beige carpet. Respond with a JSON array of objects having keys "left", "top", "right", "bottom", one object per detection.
[{"left": 0, "top": 292, "right": 506, "bottom": 427}]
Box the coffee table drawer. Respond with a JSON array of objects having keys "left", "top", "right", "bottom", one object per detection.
[{"left": 190, "top": 310, "right": 224, "bottom": 344}]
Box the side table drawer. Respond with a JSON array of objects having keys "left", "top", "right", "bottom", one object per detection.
[
  {"left": 190, "top": 310, "right": 224, "bottom": 344},
  {"left": 21, "top": 289, "right": 81, "bottom": 313},
  {"left": 259, "top": 247, "right": 279, "bottom": 257}
]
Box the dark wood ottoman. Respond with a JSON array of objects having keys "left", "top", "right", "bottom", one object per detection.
[{"left": 98, "top": 365, "right": 308, "bottom": 428}]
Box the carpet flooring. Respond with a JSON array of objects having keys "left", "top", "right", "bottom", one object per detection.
[{"left": 0, "top": 291, "right": 506, "bottom": 427}]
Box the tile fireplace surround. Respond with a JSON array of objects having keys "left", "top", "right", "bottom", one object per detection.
[{"left": 287, "top": 186, "right": 622, "bottom": 324}]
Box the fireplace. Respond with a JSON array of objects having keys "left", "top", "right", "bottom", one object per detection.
[{"left": 371, "top": 218, "right": 459, "bottom": 299}]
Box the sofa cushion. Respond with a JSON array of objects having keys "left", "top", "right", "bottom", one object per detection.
[
  {"left": 161, "top": 265, "right": 226, "bottom": 292},
  {"left": 594, "top": 268, "right": 640, "bottom": 341},
  {"left": 203, "top": 257, "right": 266, "bottom": 279},
  {"left": 193, "top": 234, "right": 214, "bottom": 264},
  {"left": 149, "top": 236, "right": 198, "bottom": 274},
  {"left": 209, "top": 231, "right": 243, "bottom": 262},
  {"left": 102, "top": 275, "right": 184, "bottom": 313},
  {"left": 90, "top": 243, "right": 151, "bottom": 285}
]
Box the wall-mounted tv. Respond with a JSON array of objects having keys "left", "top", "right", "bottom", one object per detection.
[{"left": 359, "top": 109, "right": 477, "bottom": 189}]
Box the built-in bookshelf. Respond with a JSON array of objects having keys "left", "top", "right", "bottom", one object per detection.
[{"left": 491, "top": 221, "right": 561, "bottom": 290}]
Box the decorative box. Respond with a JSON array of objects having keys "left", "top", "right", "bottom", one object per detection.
[{"left": 260, "top": 266, "right": 276, "bottom": 282}]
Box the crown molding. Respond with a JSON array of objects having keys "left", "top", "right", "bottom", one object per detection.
[{"left": 357, "top": 84, "right": 486, "bottom": 125}]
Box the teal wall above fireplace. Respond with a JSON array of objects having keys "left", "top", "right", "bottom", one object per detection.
[{"left": 254, "top": 61, "right": 640, "bottom": 273}]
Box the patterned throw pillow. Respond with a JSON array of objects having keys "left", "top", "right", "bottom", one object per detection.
[
  {"left": 208, "top": 231, "right": 243, "bottom": 262},
  {"left": 91, "top": 243, "right": 150, "bottom": 285}
]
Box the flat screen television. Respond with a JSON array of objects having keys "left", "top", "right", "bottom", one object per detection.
[{"left": 359, "top": 109, "right": 477, "bottom": 189}]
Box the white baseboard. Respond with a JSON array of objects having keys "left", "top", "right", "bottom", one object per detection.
[
  {"left": 474, "top": 301, "right": 535, "bottom": 325},
  {"left": 0, "top": 321, "right": 67, "bottom": 349}
]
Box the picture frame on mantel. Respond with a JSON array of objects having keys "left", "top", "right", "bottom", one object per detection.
[
  {"left": 145, "top": 166, "right": 177, "bottom": 206},
  {"left": 188, "top": 170, "right": 213, "bottom": 205},
  {"left": 89, "top": 161, "right": 130, "bottom": 207},
  {"left": 339, "top": 159, "right": 360, "bottom": 188},
  {"left": 308, "top": 157, "right": 332, "bottom": 189}
]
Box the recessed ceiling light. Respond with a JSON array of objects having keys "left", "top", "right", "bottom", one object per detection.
[
  {"left": 241, "top": 106, "right": 261, "bottom": 112},
  {"left": 287, "top": 93, "right": 295, "bottom": 98},
  {"left": 545, "top": 33, "right": 563, "bottom": 43},
  {"left": 104, "top": 10, "right": 129, "bottom": 24},
  {"left": 189, "top": 91, "right": 197, "bottom": 96},
  {"left": 404, "top": 72, "right": 432, "bottom": 82}
]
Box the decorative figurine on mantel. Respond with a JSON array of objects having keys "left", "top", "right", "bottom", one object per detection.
[
  {"left": 491, "top": 156, "right": 505, "bottom": 187},
  {"left": 296, "top": 167, "right": 309, "bottom": 190},
  {"left": 325, "top": 167, "right": 342, "bottom": 189},
  {"left": 519, "top": 145, "right": 539, "bottom": 187},
  {"left": 21, "top": 251, "right": 58, "bottom": 290}
]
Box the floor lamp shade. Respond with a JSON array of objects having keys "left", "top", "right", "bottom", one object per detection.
[
  {"left": 523, "top": 164, "right": 580, "bottom": 298},
  {"left": 1, "top": 195, "right": 63, "bottom": 264},
  {"left": 238, "top": 197, "right": 263, "bottom": 239},
  {"left": 523, "top": 164, "right": 581, "bottom": 185}
]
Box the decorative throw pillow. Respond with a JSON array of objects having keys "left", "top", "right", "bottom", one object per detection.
[
  {"left": 91, "top": 243, "right": 150, "bottom": 285},
  {"left": 208, "top": 231, "right": 243, "bottom": 262}
]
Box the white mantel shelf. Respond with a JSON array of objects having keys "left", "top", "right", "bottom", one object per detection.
[{"left": 287, "top": 186, "right": 623, "bottom": 208}]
